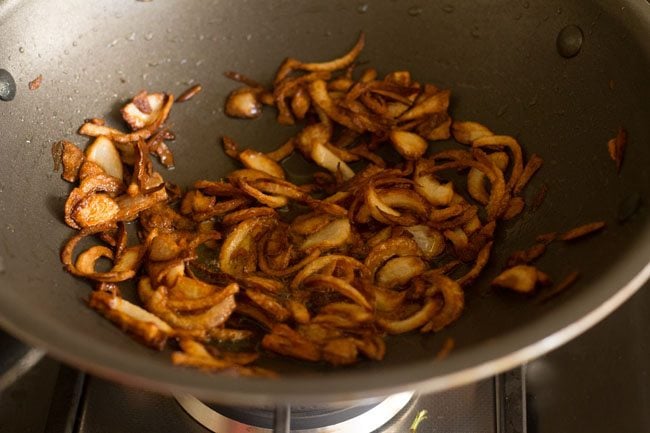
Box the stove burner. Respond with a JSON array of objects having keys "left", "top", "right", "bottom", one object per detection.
[{"left": 176, "top": 391, "right": 414, "bottom": 433}]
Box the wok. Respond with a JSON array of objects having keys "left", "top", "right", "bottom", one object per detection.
[{"left": 0, "top": 0, "right": 648, "bottom": 406}]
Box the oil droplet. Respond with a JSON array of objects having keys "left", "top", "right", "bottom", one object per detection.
[
  {"left": 0, "top": 69, "right": 17, "bottom": 101},
  {"left": 442, "top": 4, "right": 455, "bottom": 13},
  {"left": 126, "top": 32, "right": 136, "bottom": 41},
  {"left": 72, "top": 41, "right": 78, "bottom": 47},
  {"left": 357, "top": 3, "right": 368, "bottom": 13},
  {"left": 408, "top": 6, "right": 423, "bottom": 16},
  {"left": 144, "top": 32, "right": 154, "bottom": 41},
  {"left": 556, "top": 25, "right": 583, "bottom": 58},
  {"left": 528, "top": 95, "right": 538, "bottom": 106},
  {"left": 18, "top": 46, "right": 25, "bottom": 53},
  {"left": 522, "top": 1, "right": 530, "bottom": 8},
  {"left": 470, "top": 26, "right": 480, "bottom": 39}
]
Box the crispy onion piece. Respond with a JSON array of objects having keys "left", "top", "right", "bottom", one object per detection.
[
  {"left": 219, "top": 216, "right": 276, "bottom": 276},
  {"left": 262, "top": 324, "right": 321, "bottom": 362},
  {"left": 236, "top": 178, "right": 288, "bottom": 208},
  {"left": 225, "top": 87, "right": 263, "bottom": 119},
  {"left": 467, "top": 151, "right": 508, "bottom": 205},
  {"left": 379, "top": 299, "right": 440, "bottom": 334},
  {"left": 258, "top": 248, "right": 321, "bottom": 278},
  {"left": 275, "top": 32, "right": 365, "bottom": 82},
  {"left": 235, "top": 302, "right": 275, "bottom": 331},
  {"left": 115, "top": 186, "right": 168, "bottom": 222},
  {"left": 451, "top": 121, "right": 493, "bottom": 145},
  {"left": 121, "top": 91, "right": 165, "bottom": 130},
  {"left": 378, "top": 188, "right": 428, "bottom": 221},
  {"left": 240, "top": 276, "right": 285, "bottom": 294},
  {"left": 291, "top": 87, "right": 311, "bottom": 120},
  {"left": 80, "top": 94, "right": 174, "bottom": 143},
  {"left": 457, "top": 241, "right": 493, "bottom": 287},
  {"left": 421, "top": 274, "right": 464, "bottom": 332},
  {"left": 417, "top": 113, "right": 452, "bottom": 141},
  {"left": 169, "top": 275, "right": 218, "bottom": 300},
  {"left": 503, "top": 196, "right": 526, "bottom": 220},
  {"left": 266, "top": 138, "right": 295, "bottom": 162},
  {"left": 177, "top": 84, "right": 203, "bottom": 103},
  {"left": 376, "top": 256, "right": 427, "bottom": 289},
  {"left": 291, "top": 212, "right": 334, "bottom": 235},
  {"left": 414, "top": 160, "right": 454, "bottom": 206},
  {"left": 364, "top": 237, "right": 421, "bottom": 279},
  {"left": 61, "top": 229, "right": 143, "bottom": 283},
  {"left": 472, "top": 135, "right": 524, "bottom": 192},
  {"left": 274, "top": 71, "right": 330, "bottom": 125},
  {"left": 514, "top": 153, "right": 543, "bottom": 194},
  {"left": 355, "top": 334, "right": 386, "bottom": 361},
  {"left": 558, "top": 221, "right": 606, "bottom": 241},
  {"left": 317, "top": 302, "right": 374, "bottom": 324},
  {"left": 288, "top": 300, "right": 311, "bottom": 324},
  {"left": 71, "top": 193, "right": 120, "bottom": 228},
  {"left": 506, "top": 243, "right": 547, "bottom": 267},
  {"left": 405, "top": 225, "right": 446, "bottom": 260},
  {"left": 238, "top": 149, "right": 286, "bottom": 179},
  {"left": 147, "top": 286, "right": 237, "bottom": 331},
  {"left": 89, "top": 291, "right": 172, "bottom": 350},
  {"left": 491, "top": 265, "right": 544, "bottom": 294},
  {"left": 301, "top": 218, "right": 351, "bottom": 251},
  {"left": 291, "top": 255, "right": 368, "bottom": 290},
  {"left": 308, "top": 80, "right": 364, "bottom": 133},
  {"left": 64, "top": 173, "right": 125, "bottom": 229},
  {"left": 59, "top": 141, "right": 84, "bottom": 182},
  {"left": 303, "top": 275, "right": 372, "bottom": 310},
  {"left": 322, "top": 338, "right": 359, "bottom": 366},
  {"left": 399, "top": 89, "right": 450, "bottom": 122},
  {"left": 172, "top": 339, "right": 237, "bottom": 371},
  {"left": 310, "top": 141, "right": 355, "bottom": 180},
  {"left": 428, "top": 150, "right": 507, "bottom": 220},
  {"left": 607, "top": 127, "right": 627, "bottom": 173},
  {"left": 389, "top": 130, "right": 428, "bottom": 160},
  {"left": 222, "top": 207, "right": 277, "bottom": 226},
  {"left": 85, "top": 136, "right": 123, "bottom": 181},
  {"left": 538, "top": 271, "right": 580, "bottom": 303},
  {"left": 245, "top": 290, "right": 290, "bottom": 322},
  {"left": 171, "top": 340, "right": 269, "bottom": 377}
]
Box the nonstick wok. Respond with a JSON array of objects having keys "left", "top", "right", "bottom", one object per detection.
[{"left": 0, "top": 0, "right": 649, "bottom": 406}]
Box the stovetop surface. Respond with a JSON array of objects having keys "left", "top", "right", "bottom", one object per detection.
[{"left": 1, "top": 282, "right": 648, "bottom": 433}]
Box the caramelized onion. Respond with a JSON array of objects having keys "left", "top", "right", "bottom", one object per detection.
[{"left": 56, "top": 35, "right": 591, "bottom": 373}]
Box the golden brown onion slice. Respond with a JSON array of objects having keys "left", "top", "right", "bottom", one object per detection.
[
  {"left": 301, "top": 218, "right": 351, "bottom": 251},
  {"left": 379, "top": 299, "right": 440, "bottom": 334},
  {"left": 389, "top": 130, "right": 428, "bottom": 160},
  {"left": 89, "top": 291, "right": 172, "bottom": 350}
]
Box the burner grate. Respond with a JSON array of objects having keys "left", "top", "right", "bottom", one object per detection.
[{"left": 176, "top": 392, "right": 414, "bottom": 433}]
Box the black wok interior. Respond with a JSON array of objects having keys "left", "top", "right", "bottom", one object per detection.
[{"left": 0, "top": 0, "right": 648, "bottom": 405}]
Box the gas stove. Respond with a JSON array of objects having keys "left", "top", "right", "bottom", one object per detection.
[{"left": 2, "top": 282, "right": 648, "bottom": 433}]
